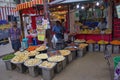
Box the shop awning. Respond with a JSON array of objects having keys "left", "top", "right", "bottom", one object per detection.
[
  {"left": 60, "top": 0, "right": 89, "bottom": 4},
  {"left": 15, "top": 0, "right": 43, "bottom": 11},
  {"left": 49, "top": 0, "right": 65, "bottom": 5},
  {"left": 50, "top": 0, "right": 90, "bottom": 4}
]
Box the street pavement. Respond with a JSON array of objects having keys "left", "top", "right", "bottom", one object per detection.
[{"left": 0, "top": 52, "right": 118, "bottom": 80}]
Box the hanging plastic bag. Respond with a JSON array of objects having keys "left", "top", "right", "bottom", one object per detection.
[{"left": 51, "top": 34, "right": 58, "bottom": 48}]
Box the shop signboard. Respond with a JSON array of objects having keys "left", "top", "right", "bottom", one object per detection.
[
  {"left": 36, "top": 16, "right": 50, "bottom": 41},
  {"left": 36, "top": 16, "right": 45, "bottom": 41}
]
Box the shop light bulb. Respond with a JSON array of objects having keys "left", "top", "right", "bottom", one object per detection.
[
  {"left": 81, "top": 6, "right": 85, "bottom": 10},
  {"left": 76, "top": 4, "right": 79, "bottom": 9},
  {"left": 96, "top": 2, "right": 100, "bottom": 6}
]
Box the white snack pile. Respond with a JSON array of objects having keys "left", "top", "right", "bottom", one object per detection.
[
  {"left": 59, "top": 50, "right": 71, "bottom": 56},
  {"left": 36, "top": 45, "right": 46, "bottom": 51},
  {"left": 48, "top": 55, "right": 65, "bottom": 62},
  {"left": 39, "top": 61, "right": 55, "bottom": 68},
  {"left": 35, "top": 54, "right": 48, "bottom": 59},
  {"left": 25, "top": 50, "right": 39, "bottom": 56},
  {"left": 11, "top": 54, "right": 28, "bottom": 63},
  {"left": 24, "top": 58, "right": 41, "bottom": 66}
]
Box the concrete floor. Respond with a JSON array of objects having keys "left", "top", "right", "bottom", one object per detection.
[
  {"left": 0, "top": 43, "right": 14, "bottom": 57},
  {"left": 0, "top": 52, "right": 119, "bottom": 80}
]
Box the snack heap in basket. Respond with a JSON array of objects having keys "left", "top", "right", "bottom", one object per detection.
[
  {"left": 35, "top": 54, "right": 48, "bottom": 59},
  {"left": 36, "top": 45, "right": 47, "bottom": 51},
  {"left": 24, "top": 58, "right": 41, "bottom": 66},
  {"left": 110, "top": 40, "right": 120, "bottom": 45},
  {"left": 65, "top": 46, "right": 77, "bottom": 51},
  {"left": 14, "top": 51, "right": 28, "bottom": 55},
  {"left": 39, "top": 61, "right": 55, "bottom": 68},
  {"left": 98, "top": 40, "right": 109, "bottom": 45},
  {"left": 74, "top": 39, "right": 86, "bottom": 43},
  {"left": 59, "top": 50, "right": 71, "bottom": 56},
  {"left": 86, "top": 39, "right": 96, "bottom": 44},
  {"left": 25, "top": 50, "right": 39, "bottom": 57},
  {"left": 11, "top": 54, "right": 29, "bottom": 63},
  {"left": 48, "top": 55, "right": 65, "bottom": 62},
  {"left": 79, "top": 43, "right": 88, "bottom": 49},
  {"left": 27, "top": 46, "right": 38, "bottom": 51},
  {"left": 2, "top": 54, "right": 15, "bottom": 60}
]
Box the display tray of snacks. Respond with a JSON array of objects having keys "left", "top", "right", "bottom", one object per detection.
[
  {"left": 59, "top": 50, "right": 71, "bottom": 56},
  {"left": 86, "top": 39, "right": 96, "bottom": 44},
  {"left": 14, "top": 51, "right": 29, "bottom": 56},
  {"left": 98, "top": 40, "right": 109, "bottom": 45},
  {"left": 74, "top": 39, "right": 86, "bottom": 43},
  {"left": 26, "top": 46, "right": 38, "bottom": 52},
  {"left": 11, "top": 54, "right": 29, "bottom": 64},
  {"left": 65, "top": 46, "right": 78, "bottom": 51},
  {"left": 35, "top": 54, "right": 48, "bottom": 61},
  {"left": 78, "top": 43, "right": 88, "bottom": 49},
  {"left": 25, "top": 51, "right": 39, "bottom": 58},
  {"left": 110, "top": 40, "right": 120, "bottom": 45},
  {"left": 24, "top": 58, "right": 42, "bottom": 67},
  {"left": 39, "top": 61, "right": 56, "bottom": 69},
  {"left": 36, "top": 45, "right": 48, "bottom": 53},
  {"left": 48, "top": 51, "right": 60, "bottom": 57},
  {"left": 48, "top": 55, "right": 65, "bottom": 63}
]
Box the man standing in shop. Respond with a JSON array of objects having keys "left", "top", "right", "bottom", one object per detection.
[
  {"left": 52, "top": 21, "right": 65, "bottom": 48},
  {"left": 98, "top": 18, "right": 107, "bottom": 30},
  {"left": 9, "top": 21, "right": 21, "bottom": 52}
]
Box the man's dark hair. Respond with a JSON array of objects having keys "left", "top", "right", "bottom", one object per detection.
[{"left": 56, "top": 21, "right": 61, "bottom": 26}]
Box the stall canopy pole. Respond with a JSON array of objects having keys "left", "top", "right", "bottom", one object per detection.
[
  {"left": 43, "top": 0, "right": 48, "bottom": 19},
  {"left": 19, "top": 10, "right": 25, "bottom": 38},
  {"left": 43, "top": 0, "right": 52, "bottom": 47}
]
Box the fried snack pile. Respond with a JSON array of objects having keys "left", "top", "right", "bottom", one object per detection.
[
  {"left": 11, "top": 54, "right": 28, "bottom": 63},
  {"left": 39, "top": 61, "right": 55, "bottom": 68},
  {"left": 59, "top": 50, "right": 71, "bottom": 56},
  {"left": 48, "top": 55, "right": 65, "bottom": 62},
  {"left": 35, "top": 54, "right": 48, "bottom": 59},
  {"left": 24, "top": 58, "right": 41, "bottom": 66},
  {"left": 36, "top": 45, "right": 46, "bottom": 51}
]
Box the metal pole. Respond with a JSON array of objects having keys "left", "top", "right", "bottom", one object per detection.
[
  {"left": 43, "top": 0, "right": 52, "bottom": 47},
  {"left": 19, "top": 10, "right": 24, "bottom": 38}
]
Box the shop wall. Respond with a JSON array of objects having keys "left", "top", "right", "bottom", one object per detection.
[{"left": 69, "top": 10, "right": 75, "bottom": 33}]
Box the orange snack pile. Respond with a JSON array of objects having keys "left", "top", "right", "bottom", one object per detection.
[
  {"left": 27, "top": 46, "right": 38, "bottom": 51},
  {"left": 86, "top": 39, "right": 96, "bottom": 44},
  {"left": 110, "top": 40, "right": 120, "bottom": 45}
]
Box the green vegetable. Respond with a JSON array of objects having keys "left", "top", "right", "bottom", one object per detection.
[{"left": 2, "top": 54, "right": 15, "bottom": 60}]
